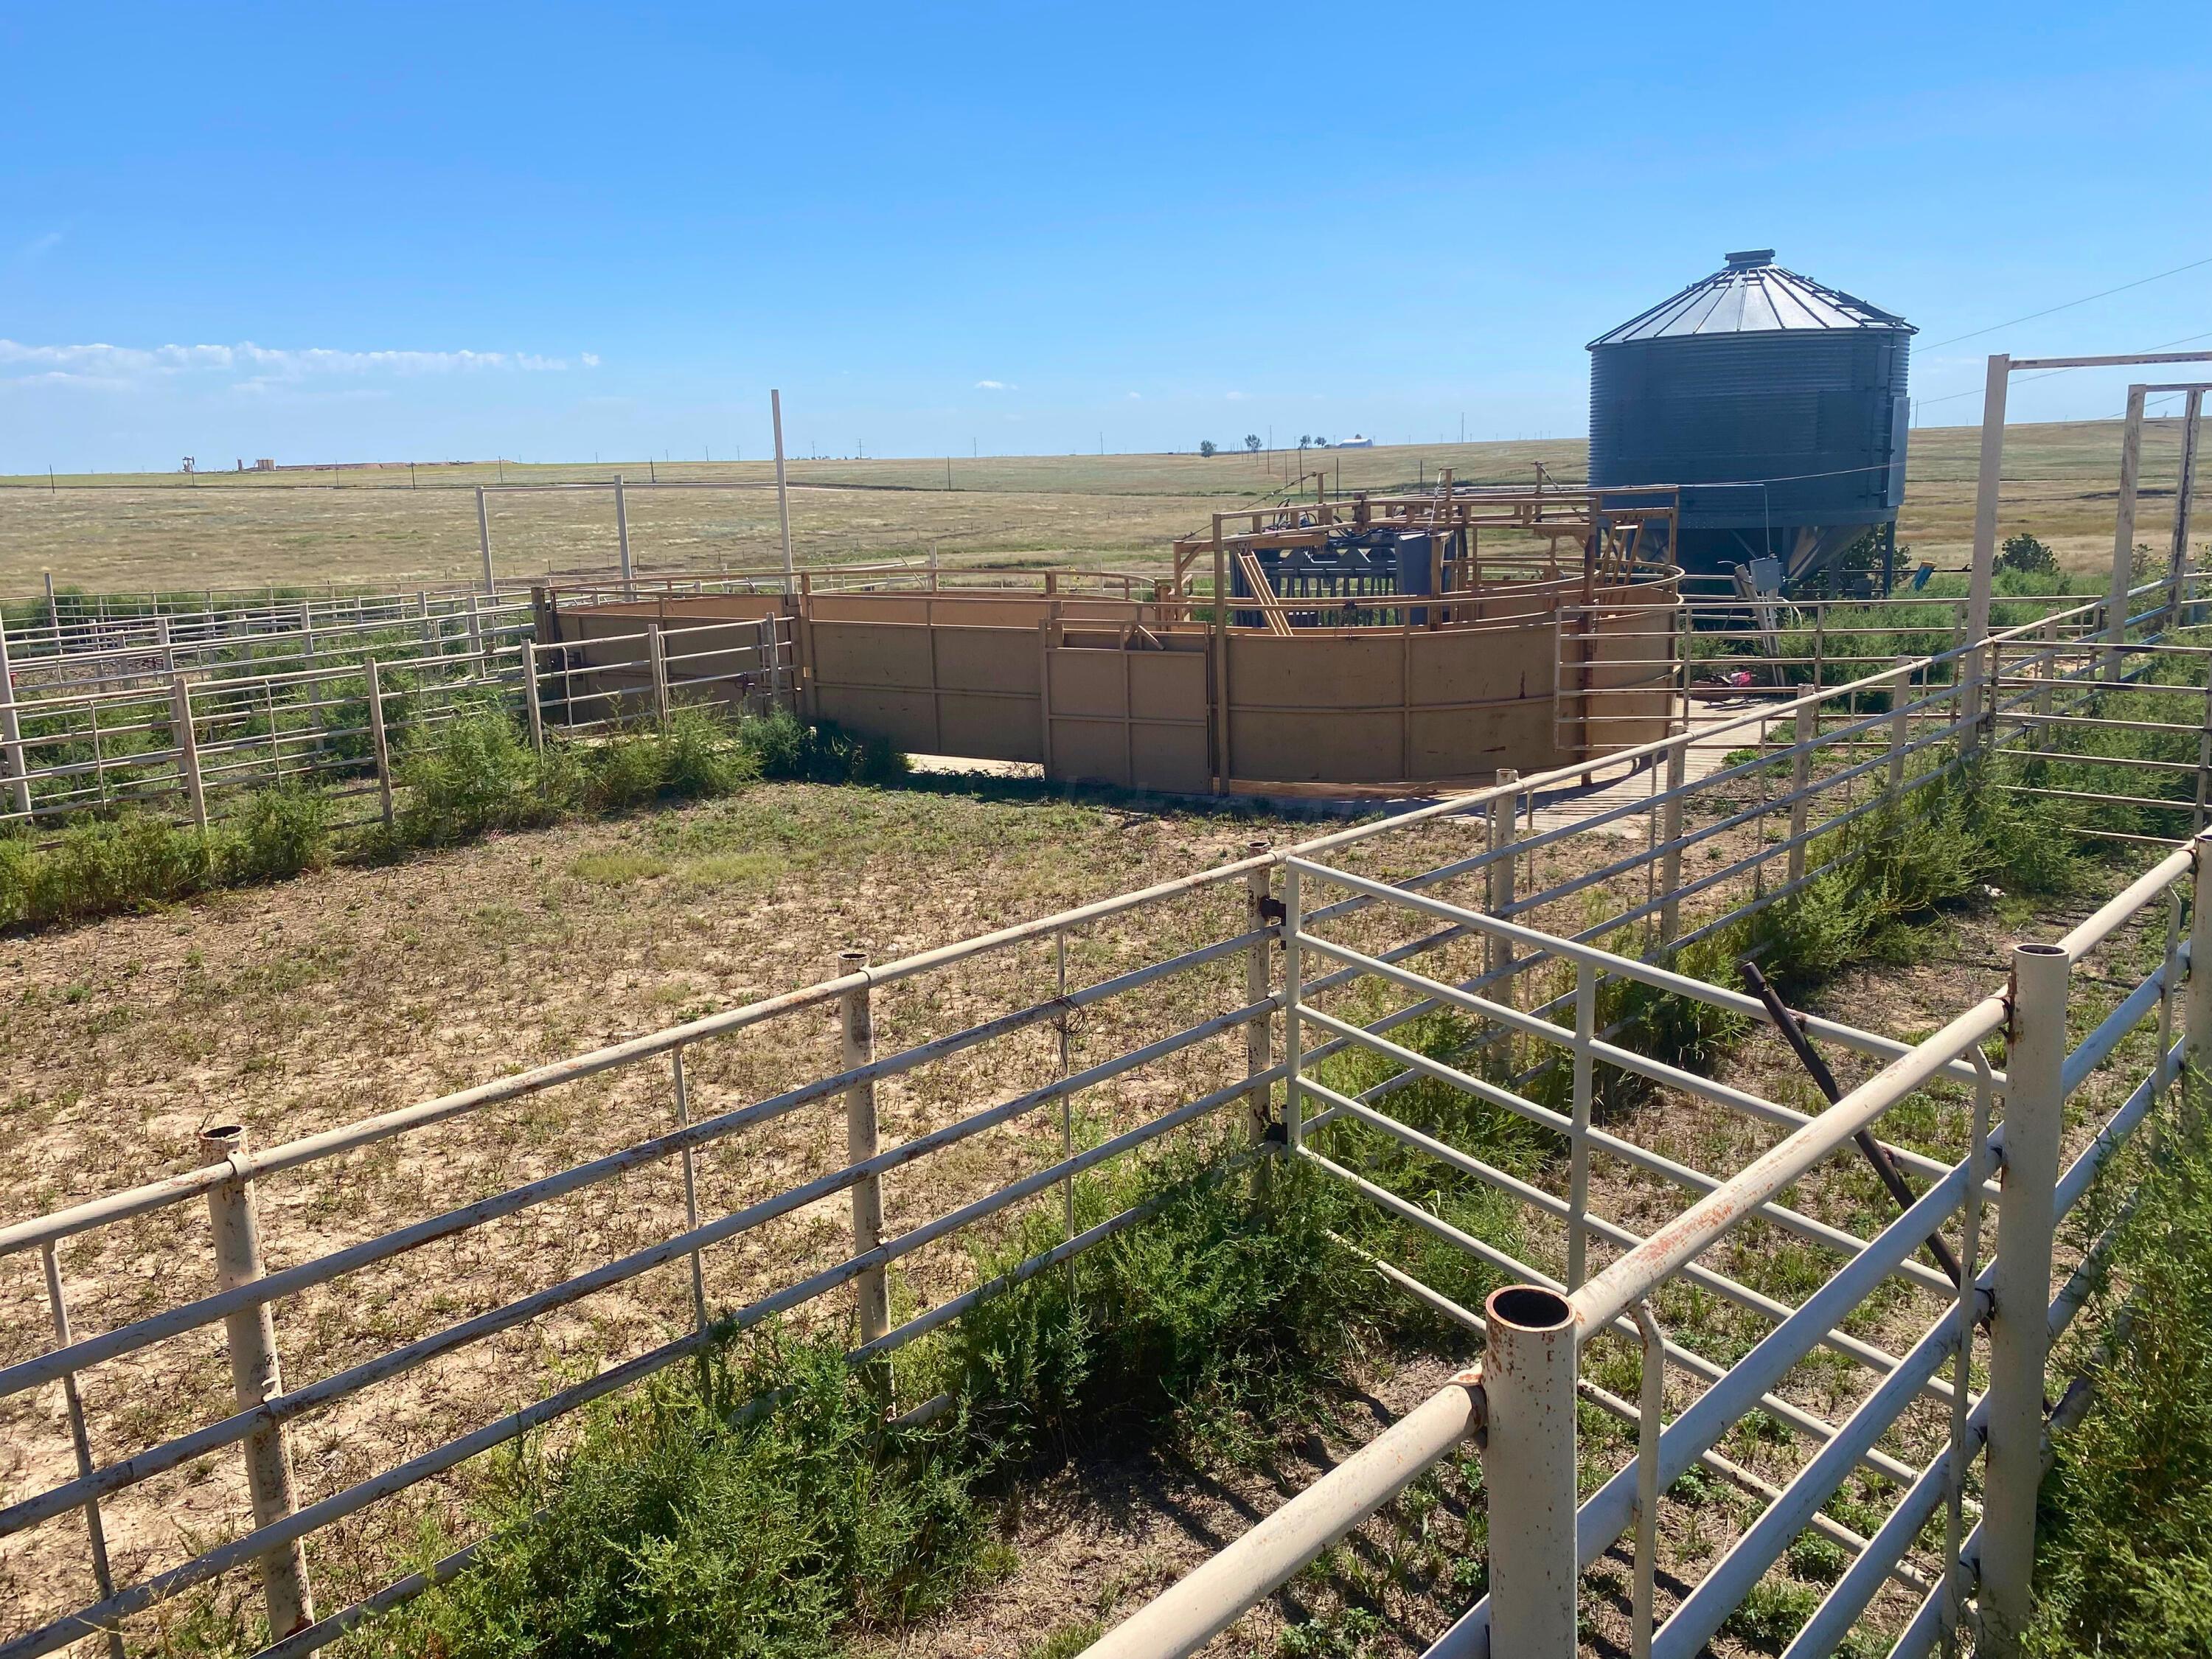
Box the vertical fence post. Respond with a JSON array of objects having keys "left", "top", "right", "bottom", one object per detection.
[
  {"left": 1787, "top": 701, "right": 1813, "bottom": 885},
  {"left": 1487, "top": 769, "right": 1519, "bottom": 1000},
  {"left": 2106, "top": 385, "right": 2148, "bottom": 680},
  {"left": 670, "top": 1048, "right": 708, "bottom": 1336},
  {"left": 1484, "top": 1284, "right": 1578, "bottom": 1659},
  {"left": 171, "top": 671, "right": 207, "bottom": 832},
  {"left": 646, "top": 623, "right": 670, "bottom": 728},
  {"left": 521, "top": 641, "right": 546, "bottom": 754},
  {"left": 1630, "top": 1299, "right": 1664, "bottom": 1659},
  {"left": 366, "top": 656, "right": 394, "bottom": 827},
  {"left": 39, "top": 1244, "right": 125, "bottom": 1659},
  {"left": 1657, "top": 740, "right": 1686, "bottom": 947},
  {"left": 1282, "top": 863, "right": 1305, "bottom": 1150},
  {"left": 2187, "top": 831, "right": 2212, "bottom": 1117},
  {"left": 837, "top": 951, "right": 889, "bottom": 1349},
  {"left": 0, "top": 622, "right": 30, "bottom": 818},
  {"left": 1944, "top": 1053, "right": 1996, "bottom": 1649},
  {"left": 198, "top": 1124, "right": 315, "bottom": 1639},
  {"left": 1888, "top": 657, "right": 1910, "bottom": 801},
  {"left": 415, "top": 589, "right": 433, "bottom": 651},
  {"left": 1568, "top": 961, "right": 1596, "bottom": 1289},
  {"left": 464, "top": 592, "right": 484, "bottom": 675},
  {"left": 2168, "top": 389, "right": 2202, "bottom": 628},
  {"left": 1980, "top": 940, "right": 2070, "bottom": 1654},
  {"left": 1244, "top": 844, "right": 1276, "bottom": 1146}
]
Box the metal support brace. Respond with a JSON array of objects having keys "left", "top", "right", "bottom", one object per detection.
[{"left": 39, "top": 1245, "right": 124, "bottom": 1659}]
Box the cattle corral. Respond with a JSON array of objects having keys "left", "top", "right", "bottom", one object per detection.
[{"left": 4, "top": 366, "right": 2212, "bottom": 1659}]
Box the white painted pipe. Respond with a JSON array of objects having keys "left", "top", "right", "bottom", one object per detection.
[
  {"left": 1484, "top": 1284, "right": 1578, "bottom": 1658},
  {"left": 1978, "top": 940, "right": 2069, "bottom": 1655},
  {"left": 1079, "top": 1369, "right": 1483, "bottom": 1659}
]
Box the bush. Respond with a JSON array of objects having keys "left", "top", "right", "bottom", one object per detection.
[
  {"left": 376, "top": 1333, "right": 986, "bottom": 1659},
  {"left": 2028, "top": 1121, "right": 2212, "bottom": 1656},
  {"left": 11, "top": 813, "right": 220, "bottom": 925},
  {"left": 223, "top": 782, "right": 330, "bottom": 883},
  {"left": 1997, "top": 530, "right": 2059, "bottom": 576},
  {"left": 950, "top": 1141, "right": 1371, "bottom": 1463},
  {"left": 394, "top": 710, "right": 551, "bottom": 846}
]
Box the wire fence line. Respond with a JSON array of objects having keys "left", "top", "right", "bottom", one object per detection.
[{"left": 0, "top": 577, "right": 2204, "bottom": 1658}]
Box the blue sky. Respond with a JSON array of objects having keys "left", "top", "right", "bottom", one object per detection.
[{"left": 2, "top": 1, "right": 2208, "bottom": 472}]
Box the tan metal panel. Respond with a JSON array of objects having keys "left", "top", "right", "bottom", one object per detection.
[
  {"left": 812, "top": 622, "right": 936, "bottom": 689},
  {"left": 941, "top": 692, "right": 1043, "bottom": 762},
  {"left": 1130, "top": 653, "right": 1207, "bottom": 723},
  {"left": 815, "top": 686, "right": 940, "bottom": 752},
  {"left": 1228, "top": 632, "right": 1404, "bottom": 709},
  {"left": 1048, "top": 650, "right": 1130, "bottom": 718}
]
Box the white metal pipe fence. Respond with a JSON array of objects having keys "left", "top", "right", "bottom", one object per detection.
[{"left": 1, "top": 578, "right": 2207, "bottom": 1658}]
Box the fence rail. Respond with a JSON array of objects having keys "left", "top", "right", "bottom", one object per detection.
[{"left": 1, "top": 574, "right": 2207, "bottom": 1658}]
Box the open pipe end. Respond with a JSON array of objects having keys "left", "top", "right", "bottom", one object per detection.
[{"left": 1487, "top": 1284, "right": 1573, "bottom": 1333}]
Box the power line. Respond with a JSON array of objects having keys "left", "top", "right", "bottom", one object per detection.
[
  {"left": 1913, "top": 327, "right": 2212, "bottom": 411},
  {"left": 1922, "top": 254, "right": 2212, "bottom": 350}
]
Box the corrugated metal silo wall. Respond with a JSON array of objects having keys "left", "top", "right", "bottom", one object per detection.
[{"left": 1590, "top": 332, "right": 1910, "bottom": 530}]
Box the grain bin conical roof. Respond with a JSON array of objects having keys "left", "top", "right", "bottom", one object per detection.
[{"left": 1587, "top": 249, "right": 1914, "bottom": 347}]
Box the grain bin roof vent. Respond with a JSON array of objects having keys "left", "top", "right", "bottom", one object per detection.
[{"left": 1588, "top": 252, "right": 1914, "bottom": 346}]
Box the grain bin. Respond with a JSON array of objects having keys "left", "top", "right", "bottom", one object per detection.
[{"left": 1587, "top": 250, "right": 1913, "bottom": 589}]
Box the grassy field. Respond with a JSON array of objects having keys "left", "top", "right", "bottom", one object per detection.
[{"left": 2, "top": 420, "right": 2203, "bottom": 597}]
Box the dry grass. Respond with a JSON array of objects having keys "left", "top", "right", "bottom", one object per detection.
[
  {"left": 4, "top": 420, "right": 2202, "bottom": 597},
  {"left": 0, "top": 714, "right": 2177, "bottom": 1655}
]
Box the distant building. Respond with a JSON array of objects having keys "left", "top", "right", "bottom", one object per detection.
[
  {"left": 1336, "top": 434, "right": 1375, "bottom": 449},
  {"left": 254, "top": 459, "right": 275, "bottom": 470}
]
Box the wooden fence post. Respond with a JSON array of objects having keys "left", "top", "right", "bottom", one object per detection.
[
  {"left": 170, "top": 672, "right": 207, "bottom": 833},
  {"left": 838, "top": 952, "right": 890, "bottom": 1349},
  {"left": 198, "top": 1125, "right": 315, "bottom": 1640},
  {"left": 366, "top": 657, "right": 394, "bottom": 827}
]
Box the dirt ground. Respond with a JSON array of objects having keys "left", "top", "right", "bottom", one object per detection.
[{"left": 0, "top": 740, "right": 2175, "bottom": 1656}]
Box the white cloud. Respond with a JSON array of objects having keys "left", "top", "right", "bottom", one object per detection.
[
  {"left": 1225, "top": 390, "right": 1250, "bottom": 401},
  {"left": 15, "top": 230, "right": 63, "bottom": 262},
  {"left": 580, "top": 352, "right": 602, "bottom": 368},
  {"left": 974, "top": 378, "right": 1012, "bottom": 391},
  {"left": 0, "top": 338, "right": 589, "bottom": 386},
  {"left": 1125, "top": 391, "right": 1141, "bottom": 400}
]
